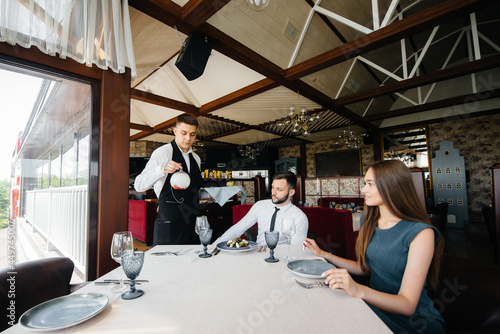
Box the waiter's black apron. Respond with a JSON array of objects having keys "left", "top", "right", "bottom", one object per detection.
[{"left": 153, "top": 140, "right": 201, "bottom": 246}]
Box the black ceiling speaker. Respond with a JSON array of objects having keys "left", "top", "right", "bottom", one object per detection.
[{"left": 175, "top": 34, "right": 212, "bottom": 81}]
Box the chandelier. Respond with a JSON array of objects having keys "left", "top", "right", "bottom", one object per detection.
[
  {"left": 277, "top": 91, "right": 320, "bottom": 136},
  {"left": 246, "top": 0, "right": 270, "bottom": 11},
  {"left": 335, "top": 122, "right": 365, "bottom": 148}
]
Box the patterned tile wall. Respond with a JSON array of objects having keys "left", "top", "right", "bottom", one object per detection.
[
  {"left": 280, "top": 113, "right": 500, "bottom": 213},
  {"left": 428, "top": 113, "right": 500, "bottom": 212}
]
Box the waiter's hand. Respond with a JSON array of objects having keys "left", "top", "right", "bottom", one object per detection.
[{"left": 161, "top": 160, "right": 182, "bottom": 174}]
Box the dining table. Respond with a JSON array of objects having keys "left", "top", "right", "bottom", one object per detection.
[{"left": 5, "top": 245, "right": 391, "bottom": 333}]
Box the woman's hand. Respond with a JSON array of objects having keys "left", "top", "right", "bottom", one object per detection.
[
  {"left": 302, "top": 238, "right": 325, "bottom": 257},
  {"left": 322, "top": 268, "right": 362, "bottom": 298}
]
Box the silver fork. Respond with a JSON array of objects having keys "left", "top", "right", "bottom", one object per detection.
[
  {"left": 150, "top": 249, "right": 182, "bottom": 256},
  {"left": 294, "top": 279, "right": 329, "bottom": 289}
]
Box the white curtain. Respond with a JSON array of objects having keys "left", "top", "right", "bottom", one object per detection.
[{"left": 0, "top": 0, "right": 136, "bottom": 77}]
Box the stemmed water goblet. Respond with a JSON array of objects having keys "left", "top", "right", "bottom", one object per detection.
[
  {"left": 264, "top": 230, "right": 279, "bottom": 263},
  {"left": 281, "top": 218, "right": 296, "bottom": 263},
  {"left": 195, "top": 215, "right": 210, "bottom": 235},
  {"left": 110, "top": 231, "right": 133, "bottom": 291},
  {"left": 199, "top": 228, "right": 213, "bottom": 258},
  {"left": 121, "top": 251, "right": 145, "bottom": 300},
  {"left": 195, "top": 216, "right": 210, "bottom": 254}
]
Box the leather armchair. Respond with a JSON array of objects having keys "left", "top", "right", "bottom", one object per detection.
[
  {"left": 428, "top": 254, "right": 500, "bottom": 333},
  {"left": 0, "top": 257, "right": 82, "bottom": 331}
]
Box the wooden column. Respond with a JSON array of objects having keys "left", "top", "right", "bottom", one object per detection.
[
  {"left": 491, "top": 163, "right": 500, "bottom": 264},
  {"left": 96, "top": 69, "right": 131, "bottom": 277},
  {"left": 410, "top": 167, "right": 427, "bottom": 210},
  {"left": 294, "top": 175, "right": 305, "bottom": 206},
  {"left": 372, "top": 130, "right": 384, "bottom": 162}
]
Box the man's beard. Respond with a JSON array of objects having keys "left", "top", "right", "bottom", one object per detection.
[{"left": 272, "top": 192, "right": 289, "bottom": 205}]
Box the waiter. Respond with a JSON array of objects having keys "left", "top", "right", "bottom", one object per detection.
[{"left": 134, "top": 114, "right": 202, "bottom": 245}]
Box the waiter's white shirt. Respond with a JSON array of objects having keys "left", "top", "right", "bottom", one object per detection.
[
  {"left": 213, "top": 199, "right": 308, "bottom": 245},
  {"left": 134, "top": 143, "right": 201, "bottom": 198}
]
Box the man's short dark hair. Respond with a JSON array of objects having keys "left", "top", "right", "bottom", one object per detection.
[
  {"left": 176, "top": 114, "right": 198, "bottom": 128},
  {"left": 272, "top": 171, "right": 297, "bottom": 190}
]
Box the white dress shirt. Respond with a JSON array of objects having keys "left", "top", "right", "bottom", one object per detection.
[
  {"left": 213, "top": 199, "right": 308, "bottom": 245},
  {"left": 134, "top": 143, "right": 201, "bottom": 198}
]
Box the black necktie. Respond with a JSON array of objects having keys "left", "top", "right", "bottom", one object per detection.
[{"left": 270, "top": 207, "right": 280, "bottom": 232}]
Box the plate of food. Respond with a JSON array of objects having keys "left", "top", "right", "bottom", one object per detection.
[
  {"left": 287, "top": 259, "right": 336, "bottom": 279},
  {"left": 217, "top": 238, "right": 258, "bottom": 252},
  {"left": 19, "top": 293, "right": 109, "bottom": 331}
]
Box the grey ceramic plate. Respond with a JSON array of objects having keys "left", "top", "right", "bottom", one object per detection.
[
  {"left": 19, "top": 293, "right": 109, "bottom": 331},
  {"left": 217, "top": 241, "right": 258, "bottom": 252},
  {"left": 287, "top": 259, "right": 336, "bottom": 278}
]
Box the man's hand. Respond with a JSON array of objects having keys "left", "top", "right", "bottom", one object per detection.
[{"left": 161, "top": 160, "right": 182, "bottom": 174}]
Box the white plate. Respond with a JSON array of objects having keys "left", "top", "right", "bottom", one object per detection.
[
  {"left": 217, "top": 240, "right": 258, "bottom": 252},
  {"left": 19, "top": 293, "right": 109, "bottom": 331},
  {"left": 287, "top": 259, "right": 336, "bottom": 279}
]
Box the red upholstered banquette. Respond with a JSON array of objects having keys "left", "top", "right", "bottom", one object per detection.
[{"left": 232, "top": 204, "right": 359, "bottom": 260}]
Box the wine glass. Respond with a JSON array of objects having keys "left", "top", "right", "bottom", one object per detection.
[
  {"left": 199, "top": 228, "right": 213, "bottom": 258},
  {"left": 281, "top": 218, "right": 296, "bottom": 263},
  {"left": 110, "top": 231, "right": 133, "bottom": 291},
  {"left": 264, "top": 231, "right": 279, "bottom": 263},
  {"left": 121, "top": 251, "right": 145, "bottom": 300},
  {"left": 195, "top": 216, "right": 210, "bottom": 235}
]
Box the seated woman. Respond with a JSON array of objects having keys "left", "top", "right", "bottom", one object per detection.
[{"left": 304, "top": 160, "right": 445, "bottom": 334}]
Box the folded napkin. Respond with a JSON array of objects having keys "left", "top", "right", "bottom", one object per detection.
[{"left": 200, "top": 186, "right": 246, "bottom": 206}]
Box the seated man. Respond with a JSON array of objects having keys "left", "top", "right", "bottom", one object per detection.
[{"left": 213, "top": 171, "right": 308, "bottom": 245}]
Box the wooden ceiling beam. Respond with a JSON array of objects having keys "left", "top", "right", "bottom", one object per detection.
[
  {"left": 334, "top": 54, "right": 500, "bottom": 107},
  {"left": 365, "top": 89, "right": 500, "bottom": 121},
  {"left": 131, "top": 88, "right": 199, "bottom": 114},
  {"left": 199, "top": 78, "right": 279, "bottom": 114},
  {"left": 130, "top": 123, "right": 153, "bottom": 132},
  {"left": 129, "top": 0, "right": 186, "bottom": 31},
  {"left": 182, "top": 0, "right": 231, "bottom": 27},
  {"left": 284, "top": 0, "right": 497, "bottom": 81},
  {"left": 129, "top": 0, "right": 377, "bottom": 130},
  {"left": 380, "top": 107, "right": 500, "bottom": 132}
]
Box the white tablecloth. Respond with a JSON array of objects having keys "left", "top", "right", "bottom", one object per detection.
[{"left": 5, "top": 245, "right": 391, "bottom": 333}]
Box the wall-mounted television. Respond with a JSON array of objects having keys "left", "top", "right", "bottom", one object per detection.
[{"left": 314, "top": 149, "right": 362, "bottom": 177}]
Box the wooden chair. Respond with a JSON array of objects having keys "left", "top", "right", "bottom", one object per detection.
[{"left": 0, "top": 257, "right": 83, "bottom": 331}]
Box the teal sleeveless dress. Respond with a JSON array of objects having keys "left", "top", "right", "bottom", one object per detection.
[{"left": 365, "top": 220, "right": 446, "bottom": 333}]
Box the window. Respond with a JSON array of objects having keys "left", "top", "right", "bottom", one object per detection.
[
  {"left": 448, "top": 198, "right": 453, "bottom": 205},
  {"left": 456, "top": 183, "right": 462, "bottom": 189},
  {"left": 436, "top": 168, "right": 442, "bottom": 174},
  {"left": 457, "top": 198, "right": 464, "bottom": 205},
  {"left": 438, "top": 198, "right": 444, "bottom": 204},
  {"left": 7, "top": 63, "right": 92, "bottom": 281},
  {"left": 455, "top": 167, "right": 461, "bottom": 174},
  {"left": 437, "top": 184, "right": 443, "bottom": 190},
  {"left": 446, "top": 183, "right": 452, "bottom": 190},
  {"left": 445, "top": 167, "right": 451, "bottom": 174}
]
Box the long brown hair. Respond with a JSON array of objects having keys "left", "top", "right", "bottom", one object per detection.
[{"left": 355, "top": 160, "right": 444, "bottom": 290}]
